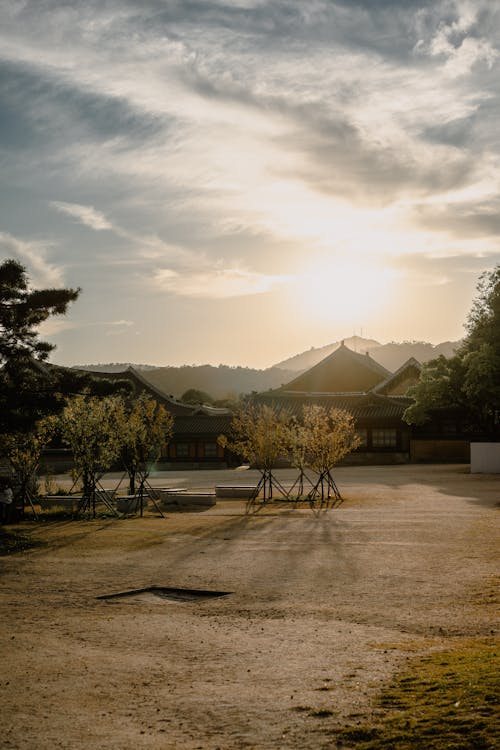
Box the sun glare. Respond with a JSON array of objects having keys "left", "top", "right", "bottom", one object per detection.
[{"left": 296, "top": 260, "right": 397, "bottom": 326}]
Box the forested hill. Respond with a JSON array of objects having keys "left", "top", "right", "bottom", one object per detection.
[{"left": 143, "top": 365, "right": 295, "bottom": 400}]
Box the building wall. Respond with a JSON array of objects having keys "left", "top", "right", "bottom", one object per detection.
[
  {"left": 410, "top": 440, "right": 470, "bottom": 463},
  {"left": 470, "top": 443, "right": 500, "bottom": 473}
]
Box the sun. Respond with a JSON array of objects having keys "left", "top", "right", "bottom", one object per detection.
[{"left": 296, "top": 258, "right": 397, "bottom": 326}]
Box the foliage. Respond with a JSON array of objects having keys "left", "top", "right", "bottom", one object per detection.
[
  {"left": 61, "top": 394, "right": 124, "bottom": 501},
  {"left": 218, "top": 404, "right": 291, "bottom": 470},
  {"left": 0, "top": 416, "right": 57, "bottom": 509},
  {"left": 0, "top": 259, "right": 131, "bottom": 435},
  {"left": 120, "top": 393, "right": 173, "bottom": 494},
  {"left": 0, "top": 259, "right": 80, "bottom": 364},
  {"left": 0, "top": 259, "right": 79, "bottom": 433},
  {"left": 287, "top": 416, "right": 309, "bottom": 472},
  {"left": 403, "top": 355, "right": 468, "bottom": 425},
  {"left": 302, "top": 405, "right": 360, "bottom": 474},
  {"left": 180, "top": 388, "right": 214, "bottom": 405},
  {"left": 404, "top": 266, "right": 500, "bottom": 436}
]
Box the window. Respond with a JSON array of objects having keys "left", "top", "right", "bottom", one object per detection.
[
  {"left": 372, "top": 429, "right": 397, "bottom": 448},
  {"left": 175, "top": 443, "right": 189, "bottom": 458},
  {"left": 355, "top": 429, "right": 368, "bottom": 448},
  {"left": 204, "top": 442, "right": 218, "bottom": 458}
]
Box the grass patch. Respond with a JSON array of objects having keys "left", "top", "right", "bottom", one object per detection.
[
  {"left": 336, "top": 639, "right": 499, "bottom": 749},
  {"left": 0, "top": 528, "right": 44, "bottom": 555}
]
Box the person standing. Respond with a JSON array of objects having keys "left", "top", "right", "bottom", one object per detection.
[{"left": 0, "top": 478, "right": 14, "bottom": 524}]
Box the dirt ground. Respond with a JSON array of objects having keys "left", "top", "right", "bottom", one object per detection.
[{"left": 0, "top": 465, "right": 498, "bottom": 750}]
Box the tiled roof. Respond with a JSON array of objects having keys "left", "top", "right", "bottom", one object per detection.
[
  {"left": 192, "top": 404, "right": 232, "bottom": 416},
  {"left": 76, "top": 366, "right": 195, "bottom": 415},
  {"left": 282, "top": 342, "right": 391, "bottom": 393},
  {"left": 372, "top": 358, "right": 422, "bottom": 395},
  {"left": 254, "top": 391, "right": 412, "bottom": 422},
  {"left": 173, "top": 414, "right": 233, "bottom": 436}
]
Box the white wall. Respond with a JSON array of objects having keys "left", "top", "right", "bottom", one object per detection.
[{"left": 470, "top": 443, "right": 500, "bottom": 473}]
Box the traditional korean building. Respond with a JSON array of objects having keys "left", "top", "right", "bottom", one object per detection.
[
  {"left": 73, "top": 366, "right": 233, "bottom": 467},
  {"left": 36, "top": 350, "right": 471, "bottom": 470},
  {"left": 254, "top": 342, "right": 423, "bottom": 463}
]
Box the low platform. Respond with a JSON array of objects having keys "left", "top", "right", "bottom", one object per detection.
[
  {"left": 160, "top": 492, "right": 216, "bottom": 509},
  {"left": 215, "top": 485, "right": 258, "bottom": 499}
]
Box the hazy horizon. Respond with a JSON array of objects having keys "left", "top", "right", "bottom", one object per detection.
[
  {"left": 65, "top": 334, "right": 460, "bottom": 371},
  {"left": 2, "top": 1, "right": 499, "bottom": 368}
]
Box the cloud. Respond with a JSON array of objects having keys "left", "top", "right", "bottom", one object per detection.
[
  {"left": 412, "top": 199, "right": 500, "bottom": 238},
  {"left": 155, "top": 266, "right": 290, "bottom": 298},
  {"left": 105, "top": 319, "right": 135, "bottom": 336},
  {"left": 0, "top": 231, "right": 64, "bottom": 287},
  {"left": 1, "top": 0, "right": 500, "bottom": 365},
  {"left": 420, "top": 15, "right": 498, "bottom": 79},
  {"left": 50, "top": 201, "right": 114, "bottom": 231},
  {"left": 390, "top": 250, "right": 500, "bottom": 286}
]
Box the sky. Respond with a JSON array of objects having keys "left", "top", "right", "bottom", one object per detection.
[{"left": 1, "top": 0, "right": 500, "bottom": 368}]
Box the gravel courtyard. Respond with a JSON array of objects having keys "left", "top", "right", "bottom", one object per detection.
[{"left": 1, "top": 465, "right": 498, "bottom": 749}]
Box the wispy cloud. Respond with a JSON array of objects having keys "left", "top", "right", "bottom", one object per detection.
[
  {"left": 50, "top": 201, "right": 114, "bottom": 231},
  {"left": 155, "top": 266, "right": 290, "bottom": 299},
  {"left": 104, "top": 319, "right": 135, "bottom": 336},
  {"left": 0, "top": 231, "right": 64, "bottom": 286}
]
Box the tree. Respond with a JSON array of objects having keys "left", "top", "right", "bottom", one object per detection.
[
  {"left": 61, "top": 395, "right": 124, "bottom": 516},
  {"left": 218, "top": 404, "right": 291, "bottom": 502},
  {"left": 0, "top": 416, "right": 58, "bottom": 515},
  {"left": 302, "top": 405, "right": 360, "bottom": 503},
  {"left": 405, "top": 266, "right": 500, "bottom": 437},
  {"left": 286, "top": 416, "right": 316, "bottom": 499},
  {"left": 0, "top": 259, "right": 80, "bottom": 364},
  {"left": 120, "top": 394, "right": 173, "bottom": 506},
  {"left": 180, "top": 388, "right": 214, "bottom": 405},
  {"left": 0, "top": 259, "right": 132, "bottom": 436},
  {"left": 0, "top": 259, "right": 80, "bottom": 433}
]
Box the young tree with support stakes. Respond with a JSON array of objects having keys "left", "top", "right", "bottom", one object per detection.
[
  {"left": 286, "top": 416, "right": 317, "bottom": 501},
  {"left": 0, "top": 416, "right": 57, "bottom": 518},
  {"left": 61, "top": 394, "right": 124, "bottom": 517},
  {"left": 120, "top": 394, "right": 174, "bottom": 515},
  {"left": 303, "top": 405, "right": 360, "bottom": 506},
  {"left": 218, "top": 404, "right": 291, "bottom": 505}
]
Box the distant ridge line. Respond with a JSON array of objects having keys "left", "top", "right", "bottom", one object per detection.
[{"left": 68, "top": 337, "right": 460, "bottom": 399}]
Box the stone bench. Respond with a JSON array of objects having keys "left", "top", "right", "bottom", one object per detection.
[
  {"left": 215, "top": 485, "right": 258, "bottom": 499},
  {"left": 160, "top": 492, "right": 216, "bottom": 509}
]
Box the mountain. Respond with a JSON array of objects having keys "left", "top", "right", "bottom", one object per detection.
[
  {"left": 74, "top": 363, "right": 159, "bottom": 372},
  {"left": 275, "top": 337, "right": 461, "bottom": 373},
  {"left": 142, "top": 364, "right": 295, "bottom": 400},
  {"left": 274, "top": 336, "right": 381, "bottom": 372}
]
